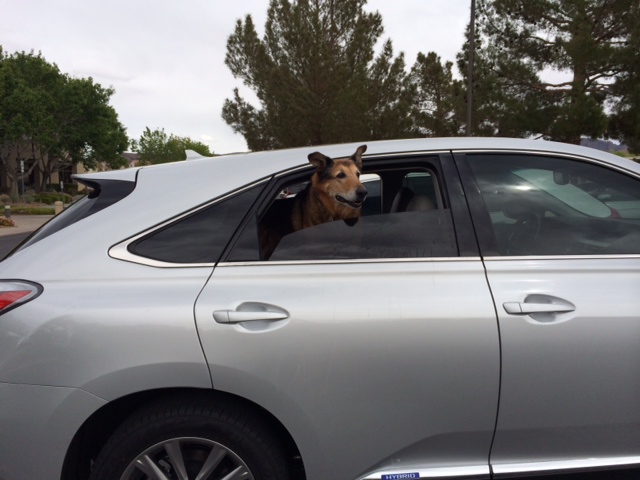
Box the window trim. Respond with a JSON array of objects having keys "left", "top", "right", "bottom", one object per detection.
[
  {"left": 108, "top": 180, "right": 268, "bottom": 268},
  {"left": 223, "top": 153, "right": 478, "bottom": 263}
]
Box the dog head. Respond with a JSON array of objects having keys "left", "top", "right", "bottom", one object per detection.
[{"left": 307, "top": 144, "right": 368, "bottom": 213}]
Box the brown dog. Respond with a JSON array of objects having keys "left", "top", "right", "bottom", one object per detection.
[{"left": 291, "top": 144, "right": 368, "bottom": 231}]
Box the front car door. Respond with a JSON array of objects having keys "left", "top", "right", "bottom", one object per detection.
[
  {"left": 195, "top": 153, "right": 500, "bottom": 480},
  {"left": 459, "top": 151, "right": 640, "bottom": 476}
]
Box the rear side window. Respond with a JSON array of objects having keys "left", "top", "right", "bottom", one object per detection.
[
  {"left": 15, "top": 179, "right": 136, "bottom": 253},
  {"left": 129, "top": 185, "right": 262, "bottom": 264}
]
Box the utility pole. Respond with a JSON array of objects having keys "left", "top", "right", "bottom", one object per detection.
[{"left": 466, "top": 0, "right": 476, "bottom": 136}]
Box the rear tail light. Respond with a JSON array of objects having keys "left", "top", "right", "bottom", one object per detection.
[{"left": 0, "top": 280, "right": 43, "bottom": 315}]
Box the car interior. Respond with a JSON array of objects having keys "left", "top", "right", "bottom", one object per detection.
[{"left": 257, "top": 164, "right": 454, "bottom": 260}]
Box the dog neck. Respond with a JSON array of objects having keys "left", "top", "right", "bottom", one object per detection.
[{"left": 304, "top": 187, "right": 358, "bottom": 226}]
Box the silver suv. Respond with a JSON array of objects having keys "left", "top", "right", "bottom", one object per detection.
[{"left": 1, "top": 138, "right": 640, "bottom": 480}]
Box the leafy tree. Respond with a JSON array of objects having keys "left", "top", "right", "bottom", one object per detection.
[
  {"left": 0, "top": 49, "right": 129, "bottom": 194},
  {"left": 222, "top": 0, "right": 417, "bottom": 150},
  {"left": 133, "top": 127, "right": 213, "bottom": 164},
  {"left": 475, "top": 0, "right": 634, "bottom": 144}
]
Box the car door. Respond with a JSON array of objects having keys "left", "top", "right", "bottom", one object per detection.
[
  {"left": 461, "top": 152, "right": 640, "bottom": 476},
  {"left": 194, "top": 154, "right": 500, "bottom": 480}
]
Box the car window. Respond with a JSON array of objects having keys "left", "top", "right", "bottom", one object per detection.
[
  {"left": 467, "top": 154, "right": 640, "bottom": 256},
  {"left": 15, "top": 179, "right": 136, "bottom": 253},
  {"left": 269, "top": 209, "right": 457, "bottom": 260},
  {"left": 129, "top": 184, "right": 262, "bottom": 264},
  {"left": 228, "top": 160, "right": 458, "bottom": 261}
]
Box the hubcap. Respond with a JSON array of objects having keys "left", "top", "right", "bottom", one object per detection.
[{"left": 120, "top": 437, "right": 253, "bottom": 480}]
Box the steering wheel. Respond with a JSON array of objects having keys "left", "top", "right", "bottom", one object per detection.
[{"left": 506, "top": 212, "right": 542, "bottom": 255}]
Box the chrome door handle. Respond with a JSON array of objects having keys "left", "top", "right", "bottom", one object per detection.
[{"left": 213, "top": 302, "right": 289, "bottom": 324}]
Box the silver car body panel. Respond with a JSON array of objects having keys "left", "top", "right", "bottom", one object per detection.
[
  {"left": 0, "top": 382, "right": 107, "bottom": 480},
  {"left": 195, "top": 259, "right": 500, "bottom": 480},
  {"left": 486, "top": 256, "right": 640, "bottom": 469},
  {"left": 1, "top": 138, "right": 640, "bottom": 479}
]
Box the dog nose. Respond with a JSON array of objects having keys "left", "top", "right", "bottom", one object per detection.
[{"left": 356, "top": 187, "right": 368, "bottom": 200}]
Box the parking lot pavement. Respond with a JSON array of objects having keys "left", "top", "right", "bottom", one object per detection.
[
  {"left": 0, "top": 216, "right": 53, "bottom": 259},
  {"left": 0, "top": 215, "right": 53, "bottom": 236}
]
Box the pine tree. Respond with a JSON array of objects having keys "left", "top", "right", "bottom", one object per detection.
[
  {"left": 222, "top": 0, "right": 417, "bottom": 150},
  {"left": 609, "top": 1, "right": 640, "bottom": 153},
  {"left": 476, "top": 0, "right": 634, "bottom": 144},
  {"left": 410, "top": 52, "right": 465, "bottom": 137}
]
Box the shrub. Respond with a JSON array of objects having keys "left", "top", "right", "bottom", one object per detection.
[
  {"left": 0, "top": 217, "right": 16, "bottom": 227},
  {"left": 11, "top": 206, "right": 55, "bottom": 215},
  {"left": 34, "top": 192, "right": 73, "bottom": 205},
  {"left": 0, "top": 194, "right": 11, "bottom": 205}
]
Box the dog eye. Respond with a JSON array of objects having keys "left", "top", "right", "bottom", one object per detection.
[{"left": 336, "top": 172, "right": 346, "bottom": 179}]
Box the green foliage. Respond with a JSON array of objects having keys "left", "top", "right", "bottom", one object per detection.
[
  {"left": 33, "top": 192, "right": 72, "bottom": 205},
  {"left": 474, "top": 0, "right": 637, "bottom": 144},
  {"left": 132, "top": 127, "right": 213, "bottom": 164},
  {"left": 0, "top": 49, "right": 129, "bottom": 193},
  {"left": 222, "top": 0, "right": 417, "bottom": 150},
  {"left": 411, "top": 52, "right": 465, "bottom": 137},
  {"left": 608, "top": 2, "right": 640, "bottom": 153},
  {"left": 11, "top": 206, "right": 55, "bottom": 215}
]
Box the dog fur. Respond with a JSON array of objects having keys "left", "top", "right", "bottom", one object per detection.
[
  {"left": 258, "top": 144, "right": 368, "bottom": 259},
  {"left": 290, "top": 144, "right": 368, "bottom": 231}
]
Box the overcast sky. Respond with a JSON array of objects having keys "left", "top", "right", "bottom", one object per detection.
[{"left": 1, "top": 0, "right": 472, "bottom": 154}]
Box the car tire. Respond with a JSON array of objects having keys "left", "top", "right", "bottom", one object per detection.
[{"left": 89, "top": 394, "right": 290, "bottom": 480}]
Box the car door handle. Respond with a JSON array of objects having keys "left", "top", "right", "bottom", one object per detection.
[
  {"left": 503, "top": 302, "right": 575, "bottom": 315},
  {"left": 503, "top": 294, "right": 576, "bottom": 317},
  {"left": 213, "top": 302, "right": 289, "bottom": 324}
]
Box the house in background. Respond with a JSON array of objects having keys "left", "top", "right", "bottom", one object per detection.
[
  {"left": 0, "top": 140, "right": 87, "bottom": 196},
  {"left": 1, "top": 143, "right": 140, "bottom": 196}
]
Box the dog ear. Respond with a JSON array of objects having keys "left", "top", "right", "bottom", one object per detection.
[
  {"left": 351, "top": 144, "right": 367, "bottom": 170},
  {"left": 308, "top": 152, "right": 332, "bottom": 174}
]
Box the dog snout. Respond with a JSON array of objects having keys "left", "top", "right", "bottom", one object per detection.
[{"left": 356, "top": 186, "right": 368, "bottom": 200}]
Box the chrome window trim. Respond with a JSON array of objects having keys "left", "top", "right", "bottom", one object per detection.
[
  {"left": 218, "top": 256, "right": 479, "bottom": 267},
  {"left": 109, "top": 148, "right": 640, "bottom": 268},
  {"left": 492, "top": 455, "right": 640, "bottom": 476},
  {"left": 483, "top": 254, "right": 640, "bottom": 262},
  {"left": 108, "top": 180, "right": 268, "bottom": 267},
  {"left": 107, "top": 255, "right": 481, "bottom": 269}
]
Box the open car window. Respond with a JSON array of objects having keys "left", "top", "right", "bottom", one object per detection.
[{"left": 227, "top": 158, "right": 459, "bottom": 262}]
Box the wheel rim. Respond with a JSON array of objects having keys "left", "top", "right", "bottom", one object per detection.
[{"left": 119, "top": 436, "right": 254, "bottom": 480}]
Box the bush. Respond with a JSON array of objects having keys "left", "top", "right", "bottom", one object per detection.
[
  {"left": 0, "top": 217, "right": 15, "bottom": 227},
  {"left": 34, "top": 192, "right": 73, "bottom": 205},
  {"left": 11, "top": 206, "right": 55, "bottom": 215},
  {"left": 0, "top": 194, "right": 11, "bottom": 205},
  {"left": 45, "top": 183, "right": 79, "bottom": 197}
]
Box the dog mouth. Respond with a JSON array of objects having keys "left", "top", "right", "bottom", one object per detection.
[{"left": 335, "top": 195, "right": 364, "bottom": 209}]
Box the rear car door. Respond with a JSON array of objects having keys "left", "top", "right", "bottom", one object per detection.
[
  {"left": 460, "top": 152, "right": 640, "bottom": 476},
  {"left": 194, "top": 153, "right": 500, "bottom": 480}
]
